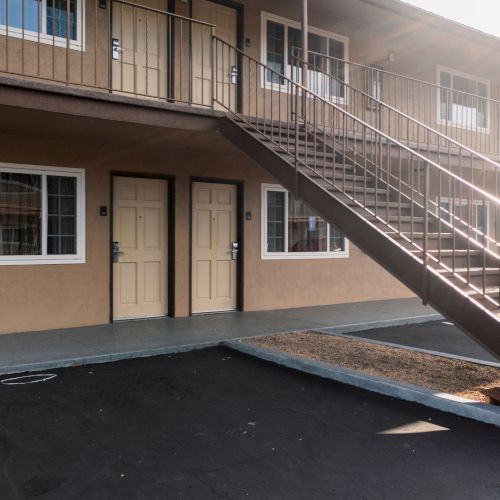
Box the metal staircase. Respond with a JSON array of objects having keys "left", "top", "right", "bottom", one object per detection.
[{"left": 212, "top": 37, "right": 500, "bottom": 358}]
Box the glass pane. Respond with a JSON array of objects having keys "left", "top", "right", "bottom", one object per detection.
[
  {"left": 288, "top": 196, "right": 327, "bottom": 252},
  {"left": 267, "top": 190, "right": 285, "bottom": 252},
  {"left": 287, "top": 26, "right": 302, "bottom": 76},
  {"left": 453, "top": 75, "right": 476, "bottom": 95},
  {"left": 329, "top": 39, "right": 345, "bottom": 97},
  {"left": 266, "top": 21, "right": 285, "bottom": 84},
  {"left": 47, "top": 175, "right": 76, "bottom": 255},
  {"left": 0, "top": 173, "right": 42, "bottom": 256},
  {"left": 475, "top": 204, "right": 487, "bottom": 235},
  {"left": 329, "top": 224, "right": 345, "bottom": 252},
  {"left": 46, "top": 0, "right": 77, "bottom": 40},
  {"left": 440, "top": 71, "right": 452, "bottom": 88},
  {"left": 0, "top": 0, "right": 42, "bottom": 32}
]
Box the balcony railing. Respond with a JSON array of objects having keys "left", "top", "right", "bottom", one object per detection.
[
  {"left": 1, "top": 0, "right": 500, "bottom": 160},
  {"left": 0, "top": 0, "right": 215, "bottom": 107},
  {"left": 293, "top": 48, "right": 500, "bottom": 156}
]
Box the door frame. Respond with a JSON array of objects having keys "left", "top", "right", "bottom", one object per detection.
[
  {"left": 109, "top": 171, "right": 176, "bottom": 322},
  {"left": 188, "top": 0, "right": 244, "bottom": 113},
  {"left": 189, "top": 177, "right": 244, "bottom": 315}
]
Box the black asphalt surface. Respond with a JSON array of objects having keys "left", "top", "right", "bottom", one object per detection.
[
  {"left": 331, "top": 320, "right": 497, "bottom": 362},
  {"left": 0, "top": 347, "right": 499, "bottom": 499}
]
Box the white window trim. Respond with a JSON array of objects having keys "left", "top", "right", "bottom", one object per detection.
[
  {"left": 0, "top": 0, "right": 85, "bottom": 51},
  {"left": 261, "top": 183, "right": 349, "bottom": 260},
  {"left": 437, "top": 196, "right": 490, "bottom": 237},
  {"left": 0, "top": 162, "right": 85, "bottom": 265},
  {"left": 260, "top": 11, "right": 349, "bottom": 103},
  {"left": 436, "top": 65, "right": 490, "bottom": 134}
]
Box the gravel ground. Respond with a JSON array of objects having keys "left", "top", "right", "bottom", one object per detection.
[{"left": 244, "top": 331, "right": 500, "bottom": 403}]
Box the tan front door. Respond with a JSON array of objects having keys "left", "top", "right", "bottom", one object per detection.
[
  {"left": 113, "top": 177, "right": 168, "bottom": 320},
  {"left": 111, "top": 0, "right": 168, "bottom": 98},
  {"left": 192, "top": 0, "right": 237, "bottom": 108},
  {"left": 192, "top": 182, "right": 238, "bottom": 313}
]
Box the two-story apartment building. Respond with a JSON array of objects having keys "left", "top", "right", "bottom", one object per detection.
[{"left": 0, "top": 0, "right": 499, "bottom": 355}]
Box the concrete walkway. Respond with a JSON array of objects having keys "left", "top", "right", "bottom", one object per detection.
[{"left": 0, "top": 298, "right": 437, "bottom": 375}]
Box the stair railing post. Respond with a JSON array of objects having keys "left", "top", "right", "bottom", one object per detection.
[
  {"left": 211, "top": 27, "right": 216, "bottom": 110},
  {"left": 422, "top": 161, "right": 430, "bottom": 305},
  {"left": 295, "top": 84, "right": 300, "bottom": 197}
]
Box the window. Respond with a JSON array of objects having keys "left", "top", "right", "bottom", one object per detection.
[
  {"left": 262, "top": 184, "right": 348, "bottom": 259},
  {"left": 366, "top": 64, "right": 384, "bottom": 107},
  {"left": 438, "top": 67, "right": 489, "bottom": 131},
  {"left": 261, "top": 12, "right": 348, "bottom": 99},
  {"left": 0, "top": 0, "right": 83, "bottom": 48},
  {"left": 438, "top": 198, "right": 489, "bottom": 241},
  {"left": 0, "top": 164, "right": 85, "bottom": 264}
]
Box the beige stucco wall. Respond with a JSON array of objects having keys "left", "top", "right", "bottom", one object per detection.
[{"left": 0, "top": 127, "right": 412, "bottom": 334}]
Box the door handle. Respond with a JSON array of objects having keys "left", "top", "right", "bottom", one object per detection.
[
  {"left": 230, "top": 65, "right": 238, "bottom": 85},
  {"left": 112, "top": 241, "right": 124, "bottom": 263},
  {"left": 112, "top": 38, "right": 124, "bottom": 60},
  {"left": 231, "top": 241, "right": 239, "bottom": 260}
]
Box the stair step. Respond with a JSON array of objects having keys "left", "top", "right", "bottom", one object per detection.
[
  {"left": 388, "top": 232, "right": 454, "bottom": 239},
  {"left": 440, "top": 267, "right": 499, "bottom": 276},
  {"left": 275, "top": 148, "right": 339, "bottom": 162},
  {"left": 464, "top": 286, "right": 500, "bottom": 298},
  {"left": 346, "top": 200, "right": 411, "bottom": 209},
  {"left": 304, "top": 170, "right": 368, "bottom": 184},
  {"left": 365, "top": 214, "right": 424, "bottom": 223}
]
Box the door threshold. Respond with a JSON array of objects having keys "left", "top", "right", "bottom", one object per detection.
[
  {"left": 191, "top": 309, "right": 237, "bottom": 316},
  {"left": 113, "top": 314, "right": 169, "bottom": 322}
]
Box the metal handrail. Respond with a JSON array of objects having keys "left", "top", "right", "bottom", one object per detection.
[
  {"left": 291, "top": 51, "right": 500, "bottom": 176},
  {"left": 213, "top": 35, "right": 500, "bottom": 311},
  {"left": 302, "top": 48, "right": 500, "bottom": 107},
  {"left": 295, "top": 48, "right": 500, "bottom": 156},
  {"left": 0, "top": 0, "right": 216, "bottom": 107},
  {"left": 214, "top": 37, "right": 499, "bottom": 202}
]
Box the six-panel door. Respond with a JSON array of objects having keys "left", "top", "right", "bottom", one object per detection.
[
  {"left": 113, "top": 177, "right": 168, "bottom": 320},
  {"left": 191, "top": 182, "right": 237, "bottom": 313}
]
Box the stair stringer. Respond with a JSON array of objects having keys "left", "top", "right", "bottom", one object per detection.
[{"left": 218, "top": 116, "right": 500, "bottom": 358}]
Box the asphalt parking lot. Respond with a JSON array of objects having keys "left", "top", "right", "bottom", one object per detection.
[
  {"left": 332, "top": 320, "right": 497, "bottom": 362},
  {"left": 0, "top": 347, "right": 499, "bottom": 499}
]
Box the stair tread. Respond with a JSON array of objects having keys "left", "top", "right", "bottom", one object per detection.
[{"left": 439, "top": 267, "right": 499, "bottom": 275}]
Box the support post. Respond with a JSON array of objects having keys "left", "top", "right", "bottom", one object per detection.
[{"left": 301, "top": 0, "right": 308, "bottom": 89}]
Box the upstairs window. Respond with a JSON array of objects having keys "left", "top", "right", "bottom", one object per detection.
[
  {"left": 0, "top": 0, "right": 82, "bottom": 47},
  {"left": 438, "top": 68, "right": 489, "bottom": 131},
  {"left": 0, "top": 164, "right": 85, "bottom": 265},
  {"left": 262, "top": 184, "right": 348, "bottom": 259},
  {"left": 262, "top": 12, "right": 348, "bottom": 99}
]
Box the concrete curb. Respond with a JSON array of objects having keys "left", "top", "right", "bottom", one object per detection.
[
  {"left": 312, "top": 330, "right": 500, "bottom": 368},
  {"left": 224, "top": 340, "right": 500, "bottom": 428},
  {"left": 0, "top": 315, "right": 441, "bottom": 376},
  {"left": 0, "top": 341, "right": 220, "bottom": 376},
  {"left": 314, "top": 313, "right": 443, "bottom": 336}
]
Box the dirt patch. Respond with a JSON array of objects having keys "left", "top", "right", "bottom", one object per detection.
[{"left": 244, "top": 331, "right": 500, "bottom": 403}]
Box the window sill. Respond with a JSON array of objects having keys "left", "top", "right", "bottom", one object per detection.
[
  {"left": 437, "top": 118, "right": 489, "bottom": 134},
  {"left": 0, "top": 256, "right": 86, "bottom": 266},
  {"left": 261, "top": 252, "right": 349, "bottom": 260},
  {"left": 0, "top": 26, "right": 83, "bottom": 51}
]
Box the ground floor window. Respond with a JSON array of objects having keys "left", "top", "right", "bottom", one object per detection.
[
  {"left": 262, "top": 184, "right": 348, "bottom": 259},
  {"left": 0, "top": 0, "right": 82, "bottom": 48},
  {"left": 438, "top": 198, "right": 489, "bottom": 241},
  {"left": 0, "top": 163, "right": 85, "bottom": 264}
]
